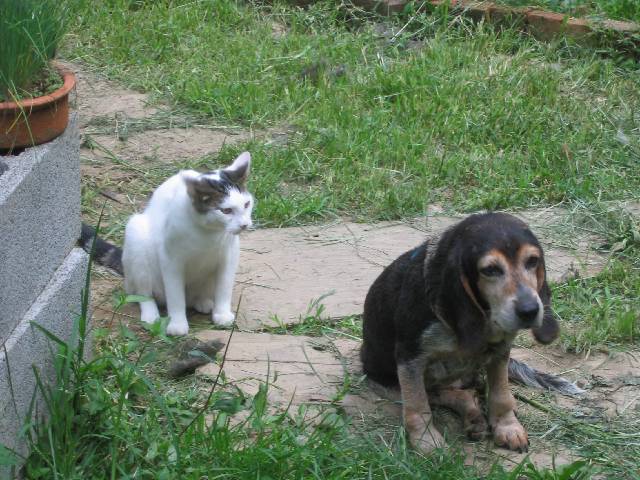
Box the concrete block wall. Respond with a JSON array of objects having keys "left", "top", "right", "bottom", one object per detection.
[
  {"left": 0, "top": 117, "right": 82, "bottom": 344},
  {"left": 0, "top": 249, "right": 87, "bottom": 461},
  {"left": 0, "top": 115, "right": 88, "bottom": 478}
]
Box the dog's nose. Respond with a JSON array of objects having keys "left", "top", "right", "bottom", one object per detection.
[
  {"left": 515, "top": 285, "right": 540, "bottom": 326},
  {"left": 516, "top": 300, "right": 539, "bottom": 325}
]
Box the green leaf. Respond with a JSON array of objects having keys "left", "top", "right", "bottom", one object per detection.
[
  {"left": 125, "top": 294, "right": 153, "bottom": 303},
  {"left": 0, "top": 444, "right": 19, "bottom": 467}
]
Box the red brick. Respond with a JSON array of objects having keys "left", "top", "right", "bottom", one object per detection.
[
  {"left": 465, "top": 2, "right": 494, "bottom": 23},
  {"left": 350, "top": 0, "right": 408, "bottom": 15},
  {"left": 348, "top": 0, "right": 638, "bottom": 56},
  {"left": 487, "top": 3, "right": 525, "bottom": 25},
  {"left": 527, "top": 10, "right": 566, "bottom": 40}
]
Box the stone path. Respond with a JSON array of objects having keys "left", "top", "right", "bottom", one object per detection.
[{"left": 196, "top": 330, "right": 359, "bottom": 405}]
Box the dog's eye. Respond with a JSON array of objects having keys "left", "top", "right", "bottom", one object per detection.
[
  {"left": 480, "top": 265, "right": 503, "bottom": 277},
  {"left": 244, "top": 201, "right": 250, "bottom": 209},
  {"left": 525, "top": 256, "right": 539, "bottom": 270},
  {"left": 219, "top": 207, "right": 233, "bottom": 214}
]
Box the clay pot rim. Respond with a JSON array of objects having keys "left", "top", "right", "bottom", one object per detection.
[{"left": 0, "top": 62, "right": 75, "bottom": 113}]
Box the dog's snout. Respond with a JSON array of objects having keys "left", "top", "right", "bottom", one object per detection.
[
  {"left": 515, "top": 286, "right": 540, "bottom": 326},
  {"left": 515, "top": 300, "right": 539, "bottom": 324}
]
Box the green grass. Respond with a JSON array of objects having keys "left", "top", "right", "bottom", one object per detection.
[
  {"left": 495, "top": 0, "right": 640, "bottom": 23},
  {"left": 513, "top": 389, "right": 640, "bottom": 479},
  {"left": 0, "top": 0, "right": 69, "bottom": 101},
  {"left": 68, "top": 0, "right": 640, "bottom": 227},
  {"left": 553, "top": 256, "right": 640, "bottom": 352},
  {"left": 546, "top": 201, "right": 640, "bottom": 351}
]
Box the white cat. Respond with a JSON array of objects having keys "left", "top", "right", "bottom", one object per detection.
[{"left": 120, "top": 152, "right": 253, "bottom": 336}]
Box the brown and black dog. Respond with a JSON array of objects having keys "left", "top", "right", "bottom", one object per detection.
[{"left": 361, "top": 212, "right": 582, "bottom": 454}]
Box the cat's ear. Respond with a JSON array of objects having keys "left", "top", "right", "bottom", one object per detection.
[
  {"left": 181, "top": 170, "right": 205, "bottom": 190},
  {"left": 181, "top": 170, "right": 215, "bottom": 198},
  {"left": 224, "top": 152, "right": 251, "bottom": 186}
]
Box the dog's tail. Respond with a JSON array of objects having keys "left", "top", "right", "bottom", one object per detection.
[
  {"left": 79, "top": 223, "right": 124, "bottom": 275},
  {"left": 508, "top": 357, "right": 584, "bottom": 396}
]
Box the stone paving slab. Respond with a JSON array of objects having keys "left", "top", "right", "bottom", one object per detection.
[
  {"left": 233, "top": 208, "right": 608, "bottom": 329},
  {"left": 196, "top": 330, "right": 358, "bottom": 406}
]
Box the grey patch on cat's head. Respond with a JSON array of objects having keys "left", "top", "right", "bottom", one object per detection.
[
  {"left": 183, "top": 173, "right": 229, "bottom": 213},
  {"left": 0, "top": 161, "right": 8, "bottom": 177},
  {"left": 222, "top": 151, "right": 250, "bottom": 189},
  {"left": 183, "top": 152, "right": 251, "bottom": 213}
]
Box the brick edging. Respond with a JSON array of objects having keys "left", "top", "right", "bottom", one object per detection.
[{"left": 350, "top": 0, "right": 639, "bottom": 53}]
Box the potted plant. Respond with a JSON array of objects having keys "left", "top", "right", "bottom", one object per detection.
[{"left": 0, "top": 0, "right": 75, "bottom": 152}]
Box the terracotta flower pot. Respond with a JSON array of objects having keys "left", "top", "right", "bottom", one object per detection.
[{"left": 0, "top": 62, "right": 75, "bottom": 152}]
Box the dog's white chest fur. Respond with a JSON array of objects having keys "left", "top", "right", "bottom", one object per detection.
[{"left": 420, "top": 322, "right": 508, "bottom": 387}]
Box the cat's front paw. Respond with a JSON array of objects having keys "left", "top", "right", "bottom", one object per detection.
[
  {"left": 193, "top": 298, "right": 214, "bottom": 314},
  {"left": 213, "top": 311, "right": 235, "bottom": 326},
  {"left": 166, "top": 317, "right": 189, "bottom": 336},
  {"left": 140, "top": 302, "right": 160, "bottom": 324},
  {"left": 141, "top": 310, "right": 160, "bottom": 324}
]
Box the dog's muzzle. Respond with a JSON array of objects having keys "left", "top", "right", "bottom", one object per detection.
[{"left": 515, "top": 285, "right": 541, "bottom": 328}]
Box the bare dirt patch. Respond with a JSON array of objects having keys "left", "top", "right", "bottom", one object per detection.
[
  {"left": 86, "top": 127, "right": 252, "bottom": 165},
  {"left": 71, "top": 64, "right": 159, "bottom": 127},
  {"left": 72, "top": 65, "right": 252, "bottom": 166}
]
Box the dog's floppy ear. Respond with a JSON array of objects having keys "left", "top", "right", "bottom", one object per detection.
[
  {"left": 436, "top": 247, "right": 488, "bottom": 353},
  {"left": 532, "top": 279, "right": 559, "bottom": 344}
]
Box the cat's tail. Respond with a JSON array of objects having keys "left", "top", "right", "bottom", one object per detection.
[
  {"left": 508, "top": 357, "right": 585, "bottom": 397},
  {"left": 79, "top": 223, "right": 124, "bottom": 275}
]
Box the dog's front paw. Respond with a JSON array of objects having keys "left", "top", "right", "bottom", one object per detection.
[
  {"left": 212, "top": 311, "right": 235, "bottom": 326},
  {"left": 410, "top": 425, "right": 446, "bottom": 454},
  {"left": 166, "top": 316, "right": 189, "bottom": 336},
  {"left": 492, "top": 413, "right": 528, "bottom": 452},
  {"left": 405, "top": 414, "right": 446, "bottom": 454},
  {"left": 193, "top": 298, "right": 214, "bottom": 314},
  {"left": 464, "top": 410, "right": 488, "bottom": 441}
]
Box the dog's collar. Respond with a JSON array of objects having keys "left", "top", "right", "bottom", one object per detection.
[
  {"left": 421, "top": 236, "right": 438, "bottom": 273},
  {"left": 420, "top": 236, "right": 451, "bottom": 329}
]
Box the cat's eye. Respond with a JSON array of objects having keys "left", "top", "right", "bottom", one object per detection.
[
  {"left": 220, "top": 207, "right": 233, "bottom": 215},
  {"left": 244, "top": 201, "right": 250, "bottom": 209},
  {"left": 480, "top": 265, "right": 503, "bottom": 277},
  {"left": 525, "top": 256, "right": 539, "bottom": 270}
]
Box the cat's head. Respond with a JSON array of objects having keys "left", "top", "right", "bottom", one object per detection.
[{"left": 182, "top": 152, "right": 254, "bottom": 234}]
